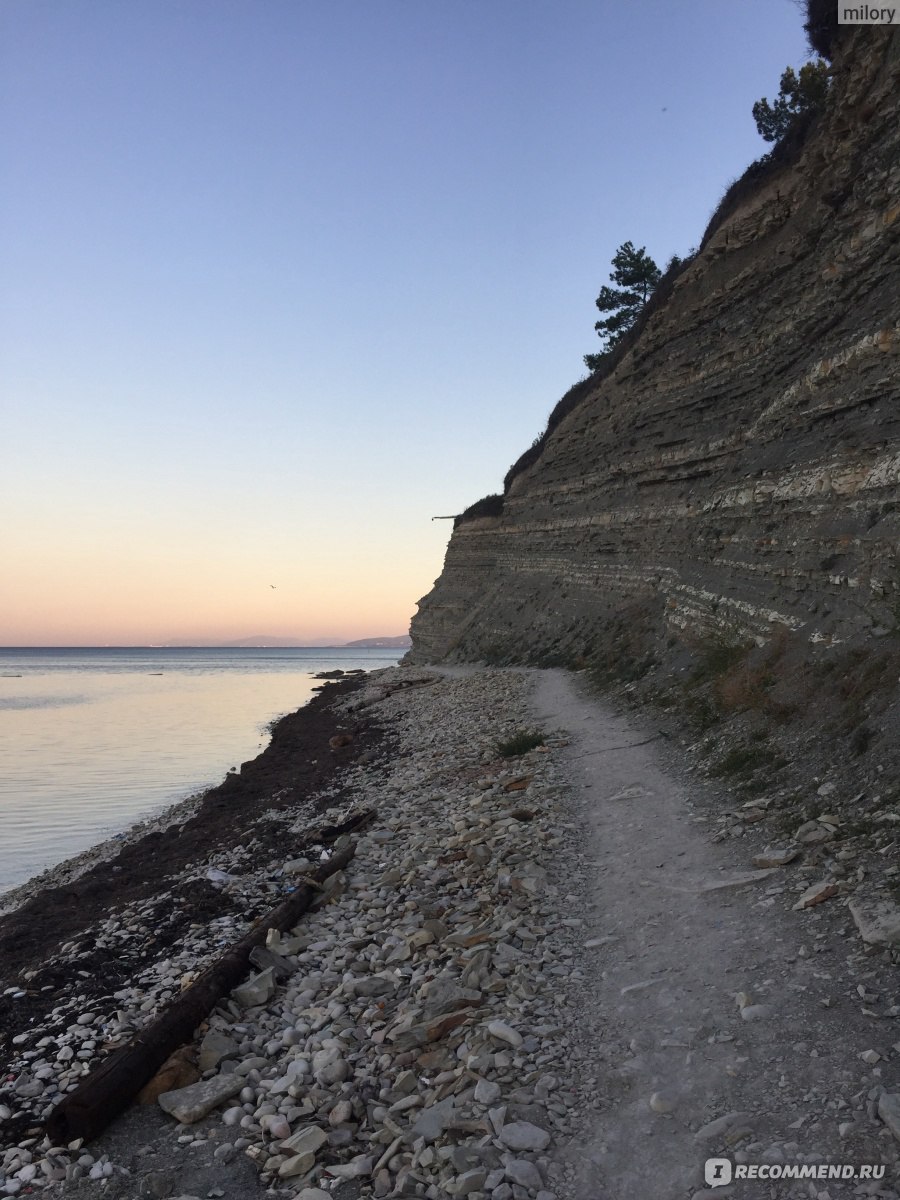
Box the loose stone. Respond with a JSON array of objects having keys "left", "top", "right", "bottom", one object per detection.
[
  {"left": 498, "top": 1120, "right": 551, "bottom": 1151},
  {"left": 505, "top": 1158, "right": 544, "bottom": 1190},
  {"left": 487, "top": 1020, "right": 523, "bottom": 1049},
  {"left": 157, "top": 1075, "right": 243, "bottom": 1124}
]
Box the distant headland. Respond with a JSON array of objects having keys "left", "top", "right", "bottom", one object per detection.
[
  {"left": 342, "top": 635, "right": 411, "bottom": 649},
  {"left": 161, "top": 635, "right": 412, "bottom": 649}
]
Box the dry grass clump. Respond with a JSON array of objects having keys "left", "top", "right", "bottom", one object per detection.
[{"left": 496, "top": 730, "right": 546, "bottom": 758}]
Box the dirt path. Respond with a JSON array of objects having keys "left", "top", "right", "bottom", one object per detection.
[{"left": 531, "top": 669, "right": 899, "bottom": 1200}]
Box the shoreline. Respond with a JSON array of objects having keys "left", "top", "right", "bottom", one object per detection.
[
  {"left": 0, "top": 666, "right": 589, "bottom": 1197},
  {"left": 0, "top": 673, "right": 382, "bottom": 993},
  {"left": 2, "top": 666, "right": 898, "bottom": 1197},
  {"left": 0, "top": 785, "right": 208, "bottom": 920},
  {"left": 0, "top": 647, "right": 400, "bottom": 906},
  {"left": 0, "top": 668, "right": 372, "bottom": 919}
]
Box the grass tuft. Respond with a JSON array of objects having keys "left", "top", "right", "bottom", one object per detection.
[{"left": 496, "top": 730, "right": 546, "bottom": 758}]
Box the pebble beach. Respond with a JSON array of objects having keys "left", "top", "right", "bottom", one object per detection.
[
  {"left": 3, "top": 664, "right": 900, "bottom": 1200},
  {"left": 0, "top": 668, "right": 595, "bottom": 1199}
]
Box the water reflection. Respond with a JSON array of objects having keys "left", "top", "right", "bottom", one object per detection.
[{"left": 0, "top": 647, "right": 398, "bottom": 893}]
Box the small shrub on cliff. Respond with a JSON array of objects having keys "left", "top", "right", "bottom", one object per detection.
[
  {"left": 455, "top": 493, "right": 504, "bottom": 528},
  {"left": 804, "top": 0, "right": 841, "bottom": 59},
  {"left": 752, "top": 60, "right": 830, "bottom": 143},
  {"left": 546, "top": 375, "right": 600, "bottom": 435},
  {"left": 504, "top": 433, "right": 548, "bottom": 491}
]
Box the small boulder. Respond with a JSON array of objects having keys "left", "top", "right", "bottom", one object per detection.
[
  {"left": 498, "top": 1120, "right": 551, "bottom": 1151},
  {"left": 278, "top": 1152, "right": 315, "bottom": 1179},
  {"left": 751, "top": 847, "right": 799, "bottom": 869},
  {"left": 504, "top": 1159, "right": 543, "bottom": 1190},
  {"left": 158, "top": 1073, "right": 242, "bottom": 1123},
  {"left": 281, "top": 1125, "right": 328, "bottom": 1156},
  {"left": 849, "top": 894, "right": 900, "bottom": 947},
  {"left": 410, "top": 1097, "right": 456, "bottom": 1143},
  {"left": 487, "top": 1020, "right": 522, "bottom": 1048},
  {"left": 793, "top": 881, "right": 839, "bottom": 910},
  {"left": 198, "top": 1031, "right": 238, "bottom": 1073}
]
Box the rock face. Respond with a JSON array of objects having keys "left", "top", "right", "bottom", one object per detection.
[{"left": 408, "top": 29, "right": 900, "bottom": 667}]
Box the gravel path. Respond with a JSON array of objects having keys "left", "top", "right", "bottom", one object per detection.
[{"left": 532, "top": 668, "right": 900, "bottom": 1199}]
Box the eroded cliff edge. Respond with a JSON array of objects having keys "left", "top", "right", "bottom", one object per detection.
[{"left": 410, "top": 29, "right": 899, "bottom": 672}]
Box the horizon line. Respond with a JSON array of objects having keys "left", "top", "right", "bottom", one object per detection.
[{"left": 0, "top": 642, "right": 411, "bottom": 650}]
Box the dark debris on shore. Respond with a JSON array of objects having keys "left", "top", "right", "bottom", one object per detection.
[{"left": 0, "top": 676, "right": 392, "bottom": 1070}]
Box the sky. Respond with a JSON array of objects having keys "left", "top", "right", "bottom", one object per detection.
[{"left": 1, "top": 0, "right": 813, "bottom": 646}]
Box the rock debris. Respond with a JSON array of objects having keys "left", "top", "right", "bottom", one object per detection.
[
  {"left": 0, "top": 669, "right": 586, "bottom": 1199},
  {"left": 1, "top": 664, "right": 899, "bottom": 1200}
]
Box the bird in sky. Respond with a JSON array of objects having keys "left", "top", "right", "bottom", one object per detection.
[{"left": 270, "top": 584, "right": 277, "bottom": 589}]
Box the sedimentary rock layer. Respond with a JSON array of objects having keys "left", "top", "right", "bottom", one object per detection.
[{"left": 409, "top": 30, "right": 900, "bottom": 665}]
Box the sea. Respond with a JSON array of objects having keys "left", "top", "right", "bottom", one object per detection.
[{"left": 0, "top": 646, "right": 402, "bottom": 897}]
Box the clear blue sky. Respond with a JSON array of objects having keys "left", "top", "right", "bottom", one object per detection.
[{"left": 1, "top": 0, "right": 812, "bottom": 644}]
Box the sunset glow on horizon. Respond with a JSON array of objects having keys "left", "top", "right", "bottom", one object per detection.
[
  {"left": 2, "top": 1, "right": 809, "bottom": 647},
  {"left": 3, "top": 515, "right": 442, "bottom": 645}
]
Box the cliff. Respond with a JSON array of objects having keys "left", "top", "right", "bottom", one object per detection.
[
  {"left": 406, "top": 26, "right": 900, "bottom": 819},
  {"left": 409, "top": 28, "right": 900, "bottom": 681}
]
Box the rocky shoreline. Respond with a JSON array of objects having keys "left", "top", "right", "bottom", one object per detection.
[
  {"left": 0, "top": 668, "right": 591, "bottom": 1199},
  {"left": 4, "top": 664, "right": 900, "bottom": 1199}
]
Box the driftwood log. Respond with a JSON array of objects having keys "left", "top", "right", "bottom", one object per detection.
[{"left": 44, "top": 837, "right": 358, "bottom": 1144}]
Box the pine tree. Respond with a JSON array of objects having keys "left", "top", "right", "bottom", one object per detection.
[
  {"left": 752, "top": 60, "right": 829, "bottom": 143},
  {"left": 584, "top": 241, "right": 661, "bottom": 370}
]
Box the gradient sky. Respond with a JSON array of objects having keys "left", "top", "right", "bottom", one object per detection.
[{"left": 2, "top": 0, "right": 813, "bottom": 645}]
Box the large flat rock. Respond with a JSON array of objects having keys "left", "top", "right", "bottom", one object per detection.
[
  {"left": 848, "top": 893, "right": 900, "bottom": 947},
  {"left": 158, "top": 1073, "right": 243, "bottom": 1124}
]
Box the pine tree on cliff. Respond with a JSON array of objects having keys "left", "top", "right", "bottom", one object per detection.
[
  {"left": 752, "top": 59, "right": 829, "bottom": 143},
  {"left": 584, "top": 241, "right": 661, "bottom": 371}
]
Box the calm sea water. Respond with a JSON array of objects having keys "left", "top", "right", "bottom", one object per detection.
[{"left": 0, "top": 647, "right": 401, "bottom": 896}]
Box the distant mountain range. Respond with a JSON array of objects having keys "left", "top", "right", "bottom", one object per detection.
[
  {"left": 343, "top": 635, "right": 411, "bottom": 648},
  {"left": 163, "top": 635, "right": 411, "bottom": 648}
]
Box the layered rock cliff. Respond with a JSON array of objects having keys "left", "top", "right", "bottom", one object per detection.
[{"left": 408, "top": 28, "right": 900, "bottom": 676}]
